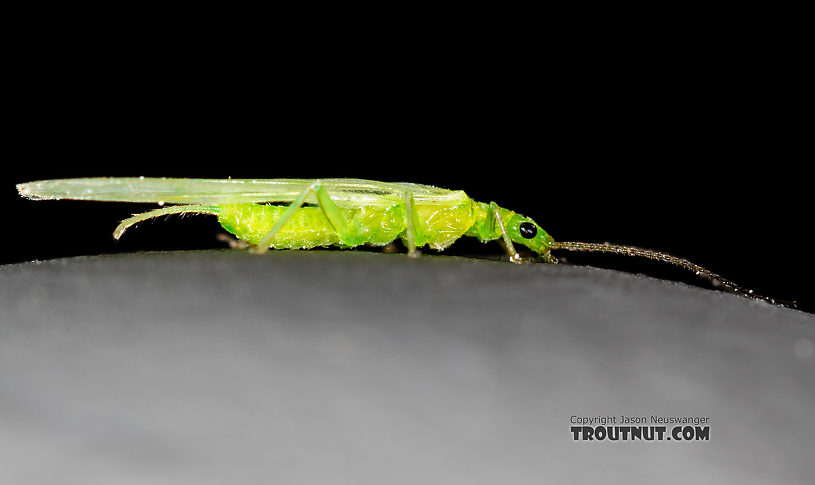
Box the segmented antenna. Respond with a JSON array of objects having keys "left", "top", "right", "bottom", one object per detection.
[{"left": 550, "top": 241, "right": 794, "bottom": 308}]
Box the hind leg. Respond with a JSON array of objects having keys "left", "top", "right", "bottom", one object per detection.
[{"left": 253, "top": 181, "right": 368, "bottom": 254}]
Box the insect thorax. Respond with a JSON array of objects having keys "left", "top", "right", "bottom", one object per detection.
[{"left": 464, "top": 201, "right": 513, "bottom": 243}]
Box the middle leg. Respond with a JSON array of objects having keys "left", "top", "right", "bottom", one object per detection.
[{"left": 402, "top": 192, "right": 421, "bottom": 258}]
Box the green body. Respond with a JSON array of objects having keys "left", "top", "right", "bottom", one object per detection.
[
  {"left": 216, "top": 199, "right": 551, "bottom": 254},
  {"left": 217, "top": 199, "right": 475, "bottom": 250},
  {"left": 16, "top": 177, "right": 556, "bottom": 257}
]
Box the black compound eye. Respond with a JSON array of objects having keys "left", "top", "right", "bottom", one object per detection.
[{"left": 519, "top": 222, "right": 537, "bottom": 239}]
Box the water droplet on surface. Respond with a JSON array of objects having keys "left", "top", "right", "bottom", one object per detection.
[{"left": 158, "top": 201, "right": 165, "bottom": 206}]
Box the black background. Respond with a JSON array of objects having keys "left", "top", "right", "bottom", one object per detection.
[{"left": 4, "top": 11, "right": 811, "bottom": 312}]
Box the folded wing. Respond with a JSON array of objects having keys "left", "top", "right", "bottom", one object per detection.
[{"left": 17, "top": 177, "right": 465, "bottom": 208}]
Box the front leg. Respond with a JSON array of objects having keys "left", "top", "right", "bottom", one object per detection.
[{"left": 489, "top": 201, "right": 522, "bottom": 264}]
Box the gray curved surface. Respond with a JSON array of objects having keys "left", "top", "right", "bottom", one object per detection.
[{"left": 1, "top": 250, "right": 813, "bottom": 484}]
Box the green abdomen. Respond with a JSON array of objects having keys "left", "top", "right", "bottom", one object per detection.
[
  {"left": 217, "top": 199, "right": 476, "bottom": 250},
  {"left": 217, "top": 203, "right": 406, "bottom": 249}
]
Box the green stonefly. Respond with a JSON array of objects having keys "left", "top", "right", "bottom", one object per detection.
[{"left": 17, "top": 177, "right": 787, "bottom": 306}]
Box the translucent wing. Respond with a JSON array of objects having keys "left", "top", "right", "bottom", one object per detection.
[{"left": 17, "top": 177, "right": 467, "bottom": 208}]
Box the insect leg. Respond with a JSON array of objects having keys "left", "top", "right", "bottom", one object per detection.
[
  {"left": 113, "top": 205, "right": 221, "bottom": 240},
  {"left": 489, "top": 201, "right": 522, "bottom": 264},
  {"left": 253, "top": 181, "right": 320, "bottom": 253},
  {"left": 403, "top": 192, "right": 421, "bottom": 258},
  {"left": 313, "top": 185, "right": 370, "bottom": 247},
  {"left": 254, "top": 182, "right": 369, "bottom": 253},
  {"left": 216, "top": 233, "right": 251, "bottom": 250}
]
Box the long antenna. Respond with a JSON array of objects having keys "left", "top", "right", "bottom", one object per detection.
[{"left": 550, "top": 241, "right": 793, "bottom": 308}]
